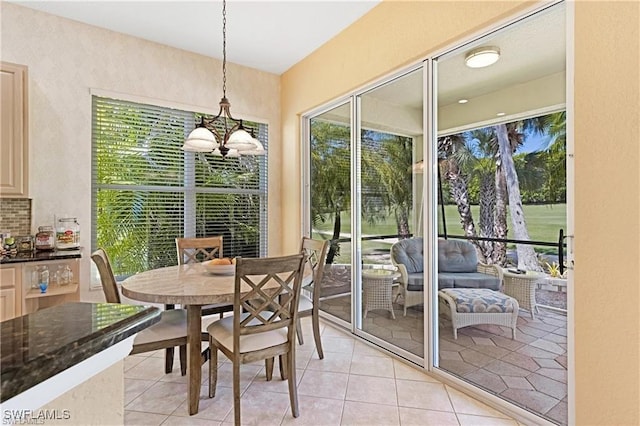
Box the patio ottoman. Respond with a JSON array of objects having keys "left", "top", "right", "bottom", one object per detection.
[{"left": 438, "top": 288, "right": 519, "bottom": 339}]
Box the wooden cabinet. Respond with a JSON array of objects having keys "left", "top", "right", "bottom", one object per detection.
[
  {"left": 1, "top": 61, "right": 28, "bottom": 198},
  {"left": 0, "top": 265, "right": 22, "bottom": 321}
]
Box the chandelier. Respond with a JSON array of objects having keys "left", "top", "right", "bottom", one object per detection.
[{"left": 182, "top": 0, "right": 265, "bottom": 157}]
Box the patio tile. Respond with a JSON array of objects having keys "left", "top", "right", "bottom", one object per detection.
[
  {"left": 534, "top": 357, "right": 564, "bottom": 369},
  {"left": 438, "top": 339, "right": 468, "bottom": 352},
  {"left": 555, "top": 354, "right": 568, "bottom": 368},
  {"left": 516, "top": 345, "right": 557, "bottom": 359},
  {"left": 540, "top": 317, "right": 567, "bottom": 328},
  {"left": 530, "top": 339, "right": 565, "bottom": 355},
  {"left": 459, "top": 327, "right": 495, "bottom": 338},
  {"left": 484, "top": 360, "right": 531, "bottom": 377},
  {"left": 500, "top": 352, "right": 540, "bottom": 372},
  {"left": 471, "top": 337, "right": 496, "bottom": 346},
  {"left": 536, "top": 367, "right": 567, "bottom": 383},
  {"left": 541, "top": 332, "right": 567, "bottom": 343},
  {"left": 513, "top": 332, "right": 538, "bottom": 344},
  {"left": 517, "top": 325, "right": 550, "bottom": 338},
  {"left": 501, "top": 375, "right": 534, "bottom": 390},
  {"left": 526, "top": 373, "right": 567, "bottom": 399},
  {"left": 552, "top": 327, "right": 567, "bottom": 337},
  {"left": 545, "top": 400, "right": 568, "bottom": 425},
  {"left": 522, "top": 320, "right": 558, "bottom": 332},
  {"left": 439, "top": 350, "right": 463, "bottom": 361},
  {"left": 499, "top": 388, "right": 559, "bottom": 414},
  {"left": 472, "top": 344, "right": 511, "bottom": 359},
  {"left": 459, "top": 348, "right": 496, "bottom": 368},
  {"left": 439, "top": 359, "right": 479, "bottom": 376},
  {"left": 490, "top": 335, "right": 525, "bottom": 351},
  {"left": 463, "top": 369, "right": 508, "bottom": 394}
]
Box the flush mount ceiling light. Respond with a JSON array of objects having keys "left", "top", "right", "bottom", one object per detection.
[
  {"left": 464, "top": 46, "right": 501, "bottom": 68},
  {"left": 182, "top": 0, "right": 264, "bottom": 157}
]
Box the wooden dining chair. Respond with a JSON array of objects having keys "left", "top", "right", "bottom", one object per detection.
[
  {"left": 175, "top": 236, "right": 234, "bottom": 318},
  {"left": 297, "top": 237, "right": 330, "bottom": 359},
  {"left": 206, "top": 253, "right": 307, "bottom": 425},
  {"left": 91, "top": 248, "right": 188, "bottom": 375}
]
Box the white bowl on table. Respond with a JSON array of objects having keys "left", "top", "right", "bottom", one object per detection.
[{"left": 202, "top": 261, "right": 235, "bottom": 275}]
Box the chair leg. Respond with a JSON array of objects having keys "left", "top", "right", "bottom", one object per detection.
[
  {"left": 311, "top": 309, "right": 324, "bottom": 359},
  {"left": 265, "top": 358, "right": 274, "bottom": 381},
  {"left": 179, "top": 344, "right": 187, "bottom": 376},
  {"left": 165, "top": 347, "right": 174, "bottom": 374},
  {"left": 279, "top": 354, "right": 287, "bottom": 380},
  {"left": 233, "top": 361, "right": 241, "bottom": 425},
  {"left": 287, "top": 349, "right": 300, "bottom": 418},
  {"left": 208, "top": 339, "right": 218, "bottom": 398},
  {"left": 296, "top": 318, "right": 304, "bottom": 345}
]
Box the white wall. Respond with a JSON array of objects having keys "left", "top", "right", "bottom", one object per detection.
[{"left": 1, "top": 3, "right": 282, "bottom": 300}]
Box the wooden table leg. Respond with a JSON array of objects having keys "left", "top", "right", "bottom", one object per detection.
[{"left": 187, "top": 305, "right": 202, "bottom": 415}]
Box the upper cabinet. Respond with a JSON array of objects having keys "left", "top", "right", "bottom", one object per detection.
[{"left": 1, "top": 62, "right": 29, "bottom": 198}]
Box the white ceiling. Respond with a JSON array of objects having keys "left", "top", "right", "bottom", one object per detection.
[{"left": 8, "top": 0, "right": 382, "bottom": 75}]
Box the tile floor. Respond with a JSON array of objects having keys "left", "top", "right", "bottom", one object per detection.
[{"left": 124, "top": 317, "right": 520, "bottom": 425}]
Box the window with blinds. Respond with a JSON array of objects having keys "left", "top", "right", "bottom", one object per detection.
[{"left": 91, "top": 96, "right": 268, "bottom": 278}]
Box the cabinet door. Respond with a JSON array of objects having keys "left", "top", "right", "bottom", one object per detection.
[
  {"left": 0, "top": 287, "right": 16, "bottom": 321},
  {"left": 1, "top": 61, "right": 28, "bottom": 197}
]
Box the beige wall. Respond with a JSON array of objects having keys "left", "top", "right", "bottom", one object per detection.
[
  {"left": 1, "top": 3, "right": 281, "bottom": 299},
  {"left": 281, "top": 1, "right": 639, "bottom": 425}
]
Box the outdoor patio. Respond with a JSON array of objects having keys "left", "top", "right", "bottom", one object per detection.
[{"left": 319, "top": 270, "right": 568, "bottom": 426}]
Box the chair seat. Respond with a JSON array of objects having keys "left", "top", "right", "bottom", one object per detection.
[
  {"left": 207, "top": 312, "right": 288, "bottom": 353},
  {"left": 134, "top": 308, "right": 187, "bottom": 346},
  {"left": 298, "top": 294, "right": 313, "bottom": 312}
]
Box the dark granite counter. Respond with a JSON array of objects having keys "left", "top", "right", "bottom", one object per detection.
[
  {"left": 0, "top": 302, "right": 160, "bottom": 403},
  {"left": 0, "top": 249, "right": 82, "bottom": 264}
]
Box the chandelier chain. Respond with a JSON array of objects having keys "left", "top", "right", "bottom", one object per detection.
[{"left": 222, "top": 0, "right": 227, "bottom": 98}]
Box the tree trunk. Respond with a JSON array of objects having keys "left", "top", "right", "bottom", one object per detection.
[
  {"left": 325, "top": 209, "right": 341, "bottom": 265},
  {"left": 492, "top": 164, "right": 508, "bottom": 265},
  {"left": 396, "top": 208, "right": 410, "bottom": 240},
  {"left": 479, "top": 173, "right": 495, "bottom": 261},
  {"left": 496, "top": 124, "right": 542, "bottom": 271}
]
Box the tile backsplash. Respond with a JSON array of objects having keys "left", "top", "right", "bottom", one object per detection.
[{"left": 0, "top": 198, "right": 32, "bottom": 236}]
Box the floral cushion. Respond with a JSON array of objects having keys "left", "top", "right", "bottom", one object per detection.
[{"left": 439, "top": 288, "right": 516, "bottom": 313}]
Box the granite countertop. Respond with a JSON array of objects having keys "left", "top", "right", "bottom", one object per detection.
[
  {"left": 0, "top": 302, "right": 160, "bottom": 403},
  {"left": 0, "top": 249, "right": 82, "bottom": 264}
]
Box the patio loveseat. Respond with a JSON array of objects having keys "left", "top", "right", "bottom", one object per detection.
[{"left": 390, "top": 238, "right": 503, "bottom": 315}]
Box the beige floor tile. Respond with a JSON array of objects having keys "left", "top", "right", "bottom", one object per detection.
[
  {"left": 457, "top": 414, "right": 519, "bottom": 425},
  {"left": 161, "top": 415, "right": 221, "bottom": 425},
  {"left": 125, "top": 354, "right": 148, "bottom": 371},
  {"left": 296, "top": 348, "right": 316, "bottom": 369},
  {"left": 280, "top": 395, "right": 344, "bottom": 426},
  {"left": 322, "top": 336, "right": 356, "bottom": 354},
  {"left": 446, "top": 385, "right": 510, "bottom": 419},
  {"left": 126, "top": 382, "right": 187, "bottom": 415},
  {"left": 222, "top": 388, "right": 290, "bottom": 425},
  {"left": 307, "top": 351, "right": 352, "bottom": 373},
  {"left": 209, "top": 362, "right": 262, "bottom": 392},
  {"left": 396, "top": 379, "right": 454, "bottom": 411},
  {"left": 247, "top": 368, "right": 304, "bottom": 394},
  {"left": 353, "top": 341, "right": 390, "bottom": 357},
  {"left": 349, "top": 354, "right": 395, "bottom": 378},
  {"left": 125, "top": 357, "right": 170, "bottom": 381},
  {"left": 298, "top": 370, "right": 350, "bottom": 400},
  {"left": 398, "top": 406, "right": 460, "bottom": 425},
  {"left": 393, "top": 359, "right": 440, "bottom": 382},
  {"left": 124, "top": 410, "right": 167, "bottom": 426},
  {"left": 345, "top": 375, "right": 397, "bottom": 405},
  {"left": 341, "top": 400, "right": 400, "bottom": 426},
  {"left": 125, "top": 378, "right": 157, "bottom": 405},
  {"left": 171, "top": 384, "right": 233, "bottom": 421}
]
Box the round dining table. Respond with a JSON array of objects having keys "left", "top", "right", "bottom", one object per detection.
[{"left": 121, "top": 262, "right": 242, "bottom": 415}]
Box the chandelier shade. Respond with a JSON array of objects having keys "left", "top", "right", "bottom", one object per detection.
[{"left": 182, "top": 0, "right": 264, "bottom": 158}]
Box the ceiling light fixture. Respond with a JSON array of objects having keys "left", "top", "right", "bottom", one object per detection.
[
  {"left": 182, "top": 0, "right": 264, "bottom": 157},
  {"left": 458, "top": 99, "right": 468, "bottom": 104},
  {"left": 464, "top": 46, "right": 501, "bottom": 68},
  {"left": 496, "top": 112, "right": 506, "bottom": 117}
]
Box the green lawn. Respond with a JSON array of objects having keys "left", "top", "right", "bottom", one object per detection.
[{"left": 312, "top": 203, "right": 567, "bottom": 264}]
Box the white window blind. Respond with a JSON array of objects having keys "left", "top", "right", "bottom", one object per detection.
[{"left": 91, "top": 96, "right": 268, "bottom": 278}]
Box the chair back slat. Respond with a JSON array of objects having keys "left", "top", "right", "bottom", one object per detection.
[
  {"left": 233, "top": 254, "right": 306, "bottom": 344},
  {"left": 176, "top": 236, "right": 223, "bottom": 265},
  {"left": 91, "top": 248, "right": 121, "bottom": 303},
  {"left": 300, "top": 237, "right": 330, "bottom": 305}
]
